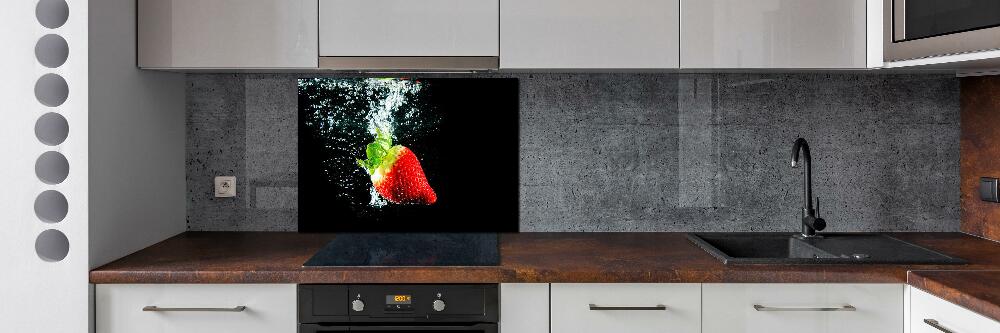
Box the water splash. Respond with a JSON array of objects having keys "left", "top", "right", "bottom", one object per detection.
[
  {"left": 298, "top": 78, "right": 435, "bottom": 210},
  {"left": 365, "top": 79, "right": 423, "bottom": 139},
  {"left": 368, "top": 186, "right": 388, "bottom": 208},
  {"left": 362, "top": 79, "right": 424, "bottom": 206}
]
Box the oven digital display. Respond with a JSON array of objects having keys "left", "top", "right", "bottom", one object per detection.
[{"left": 386, "top": 295, "right": 412, "bottom": 305}]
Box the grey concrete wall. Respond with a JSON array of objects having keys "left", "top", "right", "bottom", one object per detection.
[{"left": 186, "top": 73, "right": 960, "bottom": 232}]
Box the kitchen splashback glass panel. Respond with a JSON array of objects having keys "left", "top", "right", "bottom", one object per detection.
[{"left": 297, "top": 78, "right": 519, "bottom": 232}]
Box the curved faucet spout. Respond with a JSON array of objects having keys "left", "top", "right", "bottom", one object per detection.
[
  {"left": 791, "top": 138, "right": 813, "bottom": 206},
  {"left": 791, "top": 138, "right": 824, "bottom": 237},
  {"left": 791, "top": 138, "right": 810, "bottom": 168}
]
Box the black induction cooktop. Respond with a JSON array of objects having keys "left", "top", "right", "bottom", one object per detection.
[{"left": 303, "top": 233, "right": 500, "bottom": 267}]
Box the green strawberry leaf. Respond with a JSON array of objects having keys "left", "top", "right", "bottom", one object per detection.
[{"left": 357, "top": 127, "right": 394, "bottom": 174}]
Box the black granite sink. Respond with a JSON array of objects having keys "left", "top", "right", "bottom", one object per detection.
[{"left": 687, "top": 233, "right": 966, "bottom": 265}]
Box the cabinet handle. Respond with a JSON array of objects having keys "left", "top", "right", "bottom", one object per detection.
[
  {"left": 589, "top": 304, "right": 667, "bottom": 311},
  {"left": 142, "top": 306, "right": 247, "bottom": 312},
  {"left": 923, "top": 319, "right": 955, "bottom": 333},
  {"left": 753, "top": 304, "right": 856, "bottom": 312}
]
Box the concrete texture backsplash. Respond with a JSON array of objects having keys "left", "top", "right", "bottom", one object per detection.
[{"left": 186, "top": 73, "right": 960, "bottom": 232}]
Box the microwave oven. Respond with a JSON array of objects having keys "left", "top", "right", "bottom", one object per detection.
[{"left": 884, "top": 0, "right": 1000, "bottom": 62}]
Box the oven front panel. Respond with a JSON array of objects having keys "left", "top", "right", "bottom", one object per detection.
[
  {"left": 299, "top": 284, "right": 499, "bottom": 329},
  {"left": 300, "top": 323, "right": 498, "bottom": 333}
]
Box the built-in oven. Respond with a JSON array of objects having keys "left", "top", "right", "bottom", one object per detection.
[
  {"left": 298, "top": 284, "right": 498, "bottom": 333},
  {"left": 885, "top": 0, "right": 1000, "bottom": 61}
]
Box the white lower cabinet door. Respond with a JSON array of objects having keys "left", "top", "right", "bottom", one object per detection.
[
  {"left": 96, "top": 284, "right": 297, "bottom": 333},
  {"left": 702, "top": 283, "right": 904, "bottom": 333},
  {"left": 910, "top": 287, "right": 1000, "bottom": 333},
  {"left": 500, "top": 283, "right": 549, "bottom": 333},
  {"left": 550, "top": 283, "right": 701, "bottom": 333}
]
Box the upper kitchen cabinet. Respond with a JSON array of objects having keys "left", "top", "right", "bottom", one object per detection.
[
  {"left": 882, "top": 0, "right": 1000, "bottom": 73},
  {"left": 681, "top": 0, "right": 876, "bottom": 69},
  {"left": 501, "top": 0, "right": 680, "bottom": 69},
  {"left": 318, "top": 0, "right": 500, "bottom": 70},
  {"left": 138, "top": 0, "right": 318, "bottom": 69}
]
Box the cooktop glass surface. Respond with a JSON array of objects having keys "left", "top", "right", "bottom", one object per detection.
[{"left": 303, "top": 233, "right": 500, "bottom": 267}]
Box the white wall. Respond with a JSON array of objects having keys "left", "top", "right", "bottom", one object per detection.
[
  {"left": 88, "top": 0, "right": 186, "bottom": 270},
  {"left": 1, "top": 0, "right": 184, "bottom": 331},
  {"left": 0, "top": 0, "right": 90, "bottom": 331}
]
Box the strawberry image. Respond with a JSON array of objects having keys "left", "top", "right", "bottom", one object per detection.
[{"left": 357, "top": 128, "right": 437, "bottom": 205}]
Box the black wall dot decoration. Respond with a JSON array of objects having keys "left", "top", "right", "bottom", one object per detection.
[
  {"left": 34, "top": 190, "right": 68, "bottom": 223},
  {"left": 35, "top": 112, "right": 69, "bottom": 145},
  {"left": 35, "top": 34, "right": 69, "bottom": 68},
  {"left": 35, "top": 229, "right": 69, "bottom": 262},
  {"left": 35, "top": 0, "right": 69, "bottom": 29},
  {"left": 34, "top": 73, "right": 69, "bottom": 107},
  {"left": 35, "top": 151, "right": 69, "bottom": 185}
]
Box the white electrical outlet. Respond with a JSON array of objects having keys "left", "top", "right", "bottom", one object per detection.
[{"left": 215, "top": 176, "right": 236, "bottom": 198}]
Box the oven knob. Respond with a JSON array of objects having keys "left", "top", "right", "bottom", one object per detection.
[
  {"left": 351, "top": 299, "right": 365, "bottom": 312},
  {"left": 432, "top": 299, "right": 446, "bottom": 312}
]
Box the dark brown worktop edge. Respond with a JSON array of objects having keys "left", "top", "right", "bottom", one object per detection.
[
  {"left": 91, "top": 268, "right": 912, "bottom": 284},
  {"left": 90, "top": 268, "right": 516, "bottom": 284},
  {"left": 908, "top": 270, "right": 1000, "bottom": 323}
]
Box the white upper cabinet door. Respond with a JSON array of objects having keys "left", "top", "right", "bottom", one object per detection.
[
  {"left": 681, "top": 0, "right": 868, "bottom": 68},
  {"left": 702, "top": 283, "right": 904, "bottom": 333},
  {"left": 319, "top": 0, "right": 500, "bottom": 57},
  {"left": 501, "top": 0, "right": 680, "bottom": 69},
  {"left": 551, "top": 283, "right": 701, "bottom": 333},
  {"left": 138, "top": 0, "right": 319, "bottom": 69}
]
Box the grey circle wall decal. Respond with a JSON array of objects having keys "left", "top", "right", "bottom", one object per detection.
[
  {"left": 35, "top": 229, "right": 69, "bottom": 262},
  {"left": 35, "top": 112, "right": 69, "bottom": 146},
  {"left": 35, "top": 151, "right": 69, "bottom": 185},
  {"left": 35, "top": 34, "right": 69, "bottom": 68},
  {"left": 36, "top": 0, "right": 70, "bottom": 29},
  {"left": 34, "top": 190, "right": 68, "bottom": 223},
  {"left": 34, "top": 73, "right": 69, "bottom": 107}
]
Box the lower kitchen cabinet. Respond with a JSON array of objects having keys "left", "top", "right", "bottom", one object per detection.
[
  {"left": 500, "top": 283, "right": 549, "bottom": 333},
  {"left": 910, "top": 286, "right": 1000, "bottom": 333},
  {"left": 702, "top": 283, "right": 904, "bottom": 333},
  {"left": 94, "top": 282, "right": 998, "bottom": 333},
  {"left": 96, "top": 284, "right": 297, "bottom": 333},
  {"left": 550, "top": 283, "right": 701, "bottom": 333}
]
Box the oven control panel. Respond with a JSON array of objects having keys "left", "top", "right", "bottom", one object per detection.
[
  {"left": 385, "top": 294, "right": 414, "bottom": 311},
  {"left": 298, "top": 284, "right": 498, "bottom": 324}
]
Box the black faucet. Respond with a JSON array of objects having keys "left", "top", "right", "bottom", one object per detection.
[{"left": 791, "top": 138, "right": 826, "bottom": 237}]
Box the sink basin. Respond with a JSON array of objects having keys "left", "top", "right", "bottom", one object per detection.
[{"left": 687, "top": 233, "right": 966, "bottom": 265}]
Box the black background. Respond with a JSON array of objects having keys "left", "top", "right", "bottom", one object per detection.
[{"left": 299, "top": 78, "right": 520, "bottom": 232}]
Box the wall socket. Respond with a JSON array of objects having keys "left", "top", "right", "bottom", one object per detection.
[
  {"left": 980, "top": 177, "right": 999, "bottom": 203},
  {"left": 215, "top": 176, "right": 236, "bottom": 198}
]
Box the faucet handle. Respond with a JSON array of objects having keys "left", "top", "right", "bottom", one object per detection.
[
  {"left": 811, "top": 216, "right": 827, "bottom": 231},
  {"left": 815, "top": 196, "right": 820, "bottom": 218}
]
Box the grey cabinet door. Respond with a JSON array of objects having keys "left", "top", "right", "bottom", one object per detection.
[
  {"left": 681, "top": 0, "right": 869, "bottom": 69},
  {"left": 501, "top": 0, "right": 680, "bottom": 69},
  {"left": 138, "top": 0, "right": 318, "bottom": 69},
  {"left": 319, "top": 0, "right": 499, "bottom": 57}
]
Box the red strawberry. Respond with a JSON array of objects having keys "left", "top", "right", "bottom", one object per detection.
[{"left": 357, "top": 128, "right": 437, "bottom": 205}]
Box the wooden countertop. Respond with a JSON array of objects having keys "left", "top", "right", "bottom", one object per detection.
[
  {"left": 90, "top": 232, "right": 1000, "bottom": 321},
  {"left": 908, "top": 270, "right": 1000, "bottom": 323},
  {"left": 91, "top": 232, "right": 1000, "bottom": 284}
]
